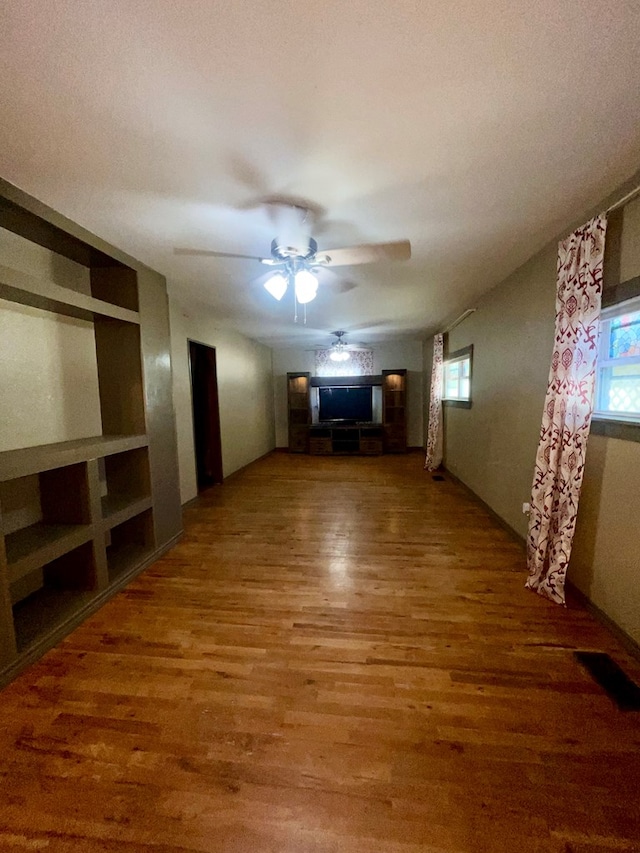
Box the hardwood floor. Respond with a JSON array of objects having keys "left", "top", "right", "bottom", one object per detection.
[{"left": 1, "top": 451, "right": 639, "bottom": 852}]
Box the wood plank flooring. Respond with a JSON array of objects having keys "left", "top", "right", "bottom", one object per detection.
[{"left": 1, "top": 451, "right": 639, "bottom": 852}]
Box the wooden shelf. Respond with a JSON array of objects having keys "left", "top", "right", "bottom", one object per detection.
[
  {"left": 0, "top": 262, "right": 140, "bottom": 324},
  {"left": 12, "top": 586, "right": 96, "bottom": 653},
  {"left": 287, "top": 372, "right": 310, "bottom": 453},
  {"left": 100, "top": 446, "right": 151, "bottom": 529},
  {"left": 101, "top": 495, "right": 152, "bottom": 530},
  {"left": 5, "top": 523, "right": 93, "bottom": 584},
  {"left": 106, "top": 542, "right": 155, "bottom": 584},
  {"left": 0, "top": 435, "right": 148, "bottom": 482},
  {"left": 0, "top": 178, "right": 178, "bottom": 690},
  {"left": 106, "top": 510, "right": 154, "bottom": 584},
  {"left": 309, "top": 425, "right": 384, "bottom": 456},
  {"left": 10, "top": 540, "right": 98, "bottom": 653},
  {"left": 382, "top": 370, "right": 407, "bottom": 453},
  {"left": 310, "top": 375, "right": 382, "bottom": 387}
]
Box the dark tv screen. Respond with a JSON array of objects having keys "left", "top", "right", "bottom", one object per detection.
[{"left": 319, "top": 386, "right": 373, "bottom": 422}]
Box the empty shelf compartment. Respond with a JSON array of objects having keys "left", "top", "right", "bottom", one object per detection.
[
  {"left": 100, "top": 446, "right": 151, "bottom": 527},
  {"left": 5, "top": 522, "right": 93, "bottom": 584},
  {"left": 1, "top": 463, "right": 93, "bottom": 582},
  {"left": 11, "top": 541, "right": 98, "bottom": 652},
  {"left": 105, "top": 509, "right": 155, "bottom": 583}
]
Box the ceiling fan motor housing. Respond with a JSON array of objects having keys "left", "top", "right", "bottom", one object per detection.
[{"left": 270, "top": 237, "right": 318, "bottom": 261}]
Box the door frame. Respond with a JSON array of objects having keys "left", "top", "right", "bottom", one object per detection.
[{"left": 188, "top": 339, "right": 223, "bottom": 490}]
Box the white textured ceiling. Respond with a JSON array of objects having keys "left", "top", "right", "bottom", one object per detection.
[{"left": 1, "top": 0, "right": 640, "bottom": 347}]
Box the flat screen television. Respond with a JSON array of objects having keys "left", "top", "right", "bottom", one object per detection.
[{"left": 318, "top": 386, "right": 373, "bottom": 423}]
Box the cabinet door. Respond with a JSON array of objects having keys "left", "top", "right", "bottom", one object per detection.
[
  {"left": 382, "top": 370, "right": 407, "bottom": 452},
  {"left": 289, "top": 427, "right": 309, "bottom": 453},
  {"left": 287, "top": 373, "right": 310, "bottom": 452}
]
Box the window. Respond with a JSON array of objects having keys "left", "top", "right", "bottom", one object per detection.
[
  {"left": 594, "top": 298, "right": 640, "bottom": 423},
  {"left": 443, "top": 345, "right": 472, "bottom": 407}
]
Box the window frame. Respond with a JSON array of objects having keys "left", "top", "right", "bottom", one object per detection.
[
  {"left": 593, "top": 296, "right": 640, "bottom": 420},
  {"left": 442, "top": 344, "right": 473, "bottom": 409},
  {"left": 591, "top": 286, "right": 640, "bottom": 443}
]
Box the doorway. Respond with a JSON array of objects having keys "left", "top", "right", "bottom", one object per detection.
[{"left": 189, "top": 340, "right": 223, "bottom": 491}]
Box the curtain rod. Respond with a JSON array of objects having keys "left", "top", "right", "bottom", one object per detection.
[
  {"left": 606, "top": 183, "right": 640, "bottom": 215},
  {"left": 435, "top": 184, "right": 640, "bottom": 338},
  {"left": 441, "top": 308, "right": 476, "bottom": 334}
]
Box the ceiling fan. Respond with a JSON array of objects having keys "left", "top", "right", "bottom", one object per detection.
[
  {"left": 323, "top": 331, "right": 357, "bottom": 362},
  {"left": 174, "top": 203, "right": 411, "bottom": 321},
  {"left": 309, "top": 331, "right": 373, "bottom": 362}
]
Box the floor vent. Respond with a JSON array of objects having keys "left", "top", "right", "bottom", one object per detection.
[
  {"left": 574, "top": 651, "right": 640, "bottom": 711},
  {"left": 432, "top": 475, "right": 445, "bottom": 481}
]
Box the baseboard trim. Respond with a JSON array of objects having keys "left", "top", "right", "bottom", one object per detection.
[
  {"left": 441, "top": 466, "right": 526, "bottom": 549},
  {"left": 181, "top": 449, "right": 278, "bottom": 507},
  {"left": 222, "top": 449, "right": 276, "bottom": 483},
  {"left": 0, "top": 532, "right": 182, "bottom": 689},
  {"left": 440, "top": 467, "right": 640, "bottom": 663},
  {"left": 566, "top": 581, "right": 640, "bottom": 663}
]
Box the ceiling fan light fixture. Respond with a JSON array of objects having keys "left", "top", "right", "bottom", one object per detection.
[
  {"left": 329, "top": 347, "right": 350, "bottom": 362},
  {"left": 264, "top": 272, "right": 288, "bottom": 301},
  {"left": 294, "top": 269, "right": 318, "bottom": 304},
  {"left": 329, "top": 330, "right": 351, "bottom": 361}
]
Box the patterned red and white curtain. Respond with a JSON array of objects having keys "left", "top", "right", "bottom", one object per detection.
[
  {"left": 526, "top": 215, "right": 607, "bottom": 604},
  {"left": 424, "top": 334, "right": 444, "bottom": 470}
]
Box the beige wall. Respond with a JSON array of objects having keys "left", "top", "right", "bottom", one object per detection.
[
  {"left": 0, "top": 228, "right": 103, "bottom": 453},
  {"left": 169, "top": 295, "right": 275, "bottom": 504},
  {"left": 441, "top": 243, "right": 556, "bottom": 536},
  {"left": 437, "top": 191, "right": 640, "bottom": 645},
  {"left": 571, "top": 435, "right": 640, "bottom": 642},
  {"left": 272, "top": 339, "right": 424, "bottom": 448}
]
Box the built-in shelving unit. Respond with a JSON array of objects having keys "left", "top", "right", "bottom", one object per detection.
[
  {"left": 382, "top": 369, "right": 408, "bottom": 452},
  {"left": 287, "top": 373, "right": 311, "bottom": 453},
  {"left": 0, "top": 178, "right": 182, "bottom": 687}
]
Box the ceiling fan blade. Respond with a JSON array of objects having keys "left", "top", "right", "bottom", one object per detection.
[
  {"left": 316, "top": 239, "right": 411, "bottom": 267},
  {"left": 174, "top": 247, "right": 269, "bottom": 262},
  {"left": 316, "top": 267, "right": 357, "bottom": 294}
]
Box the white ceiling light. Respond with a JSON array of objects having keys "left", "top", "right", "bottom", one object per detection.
[
  {"left": 329, "top": 331, "right": 351, "bottom": 361},
  {"left": 263, "top": 266, "right": 319, "bottom": 308},
  {"left": 263, "top": 272, "right": 288, "bottom": 301},
  {"left": 330, "top": 347, "right": 350, "bottom": 362},
  {"left": 294, "top": 269, "right": 318, "bottom": 304}
]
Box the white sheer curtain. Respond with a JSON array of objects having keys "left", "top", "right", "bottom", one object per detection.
[
  {"left": 424, "top": 334, "right": 444, "bottom": 470},
  {"left": 526, "top": 215, "right": 607, "bottom": 604}
]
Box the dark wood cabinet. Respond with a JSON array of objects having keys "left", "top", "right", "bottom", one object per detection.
[
  {"left": 287, "top": 373, "right": 310, "bottom": 452},
  {"left": 382, "top": 369, "right": 408, "bottom": 452},
  {"left": 309, "top": 425, "right": 383, "bottom": 455},
  {"left": 286, "top": 371, "right": 406, "bottom": 455}
]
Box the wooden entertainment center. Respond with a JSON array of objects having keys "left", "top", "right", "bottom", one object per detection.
[{"left": 287, "top": 370, "right": 407, "bottom": 454}]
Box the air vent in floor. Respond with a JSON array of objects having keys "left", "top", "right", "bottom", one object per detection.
[{"left": 574, "top": 651, "right": 640, "bottom": 711}]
